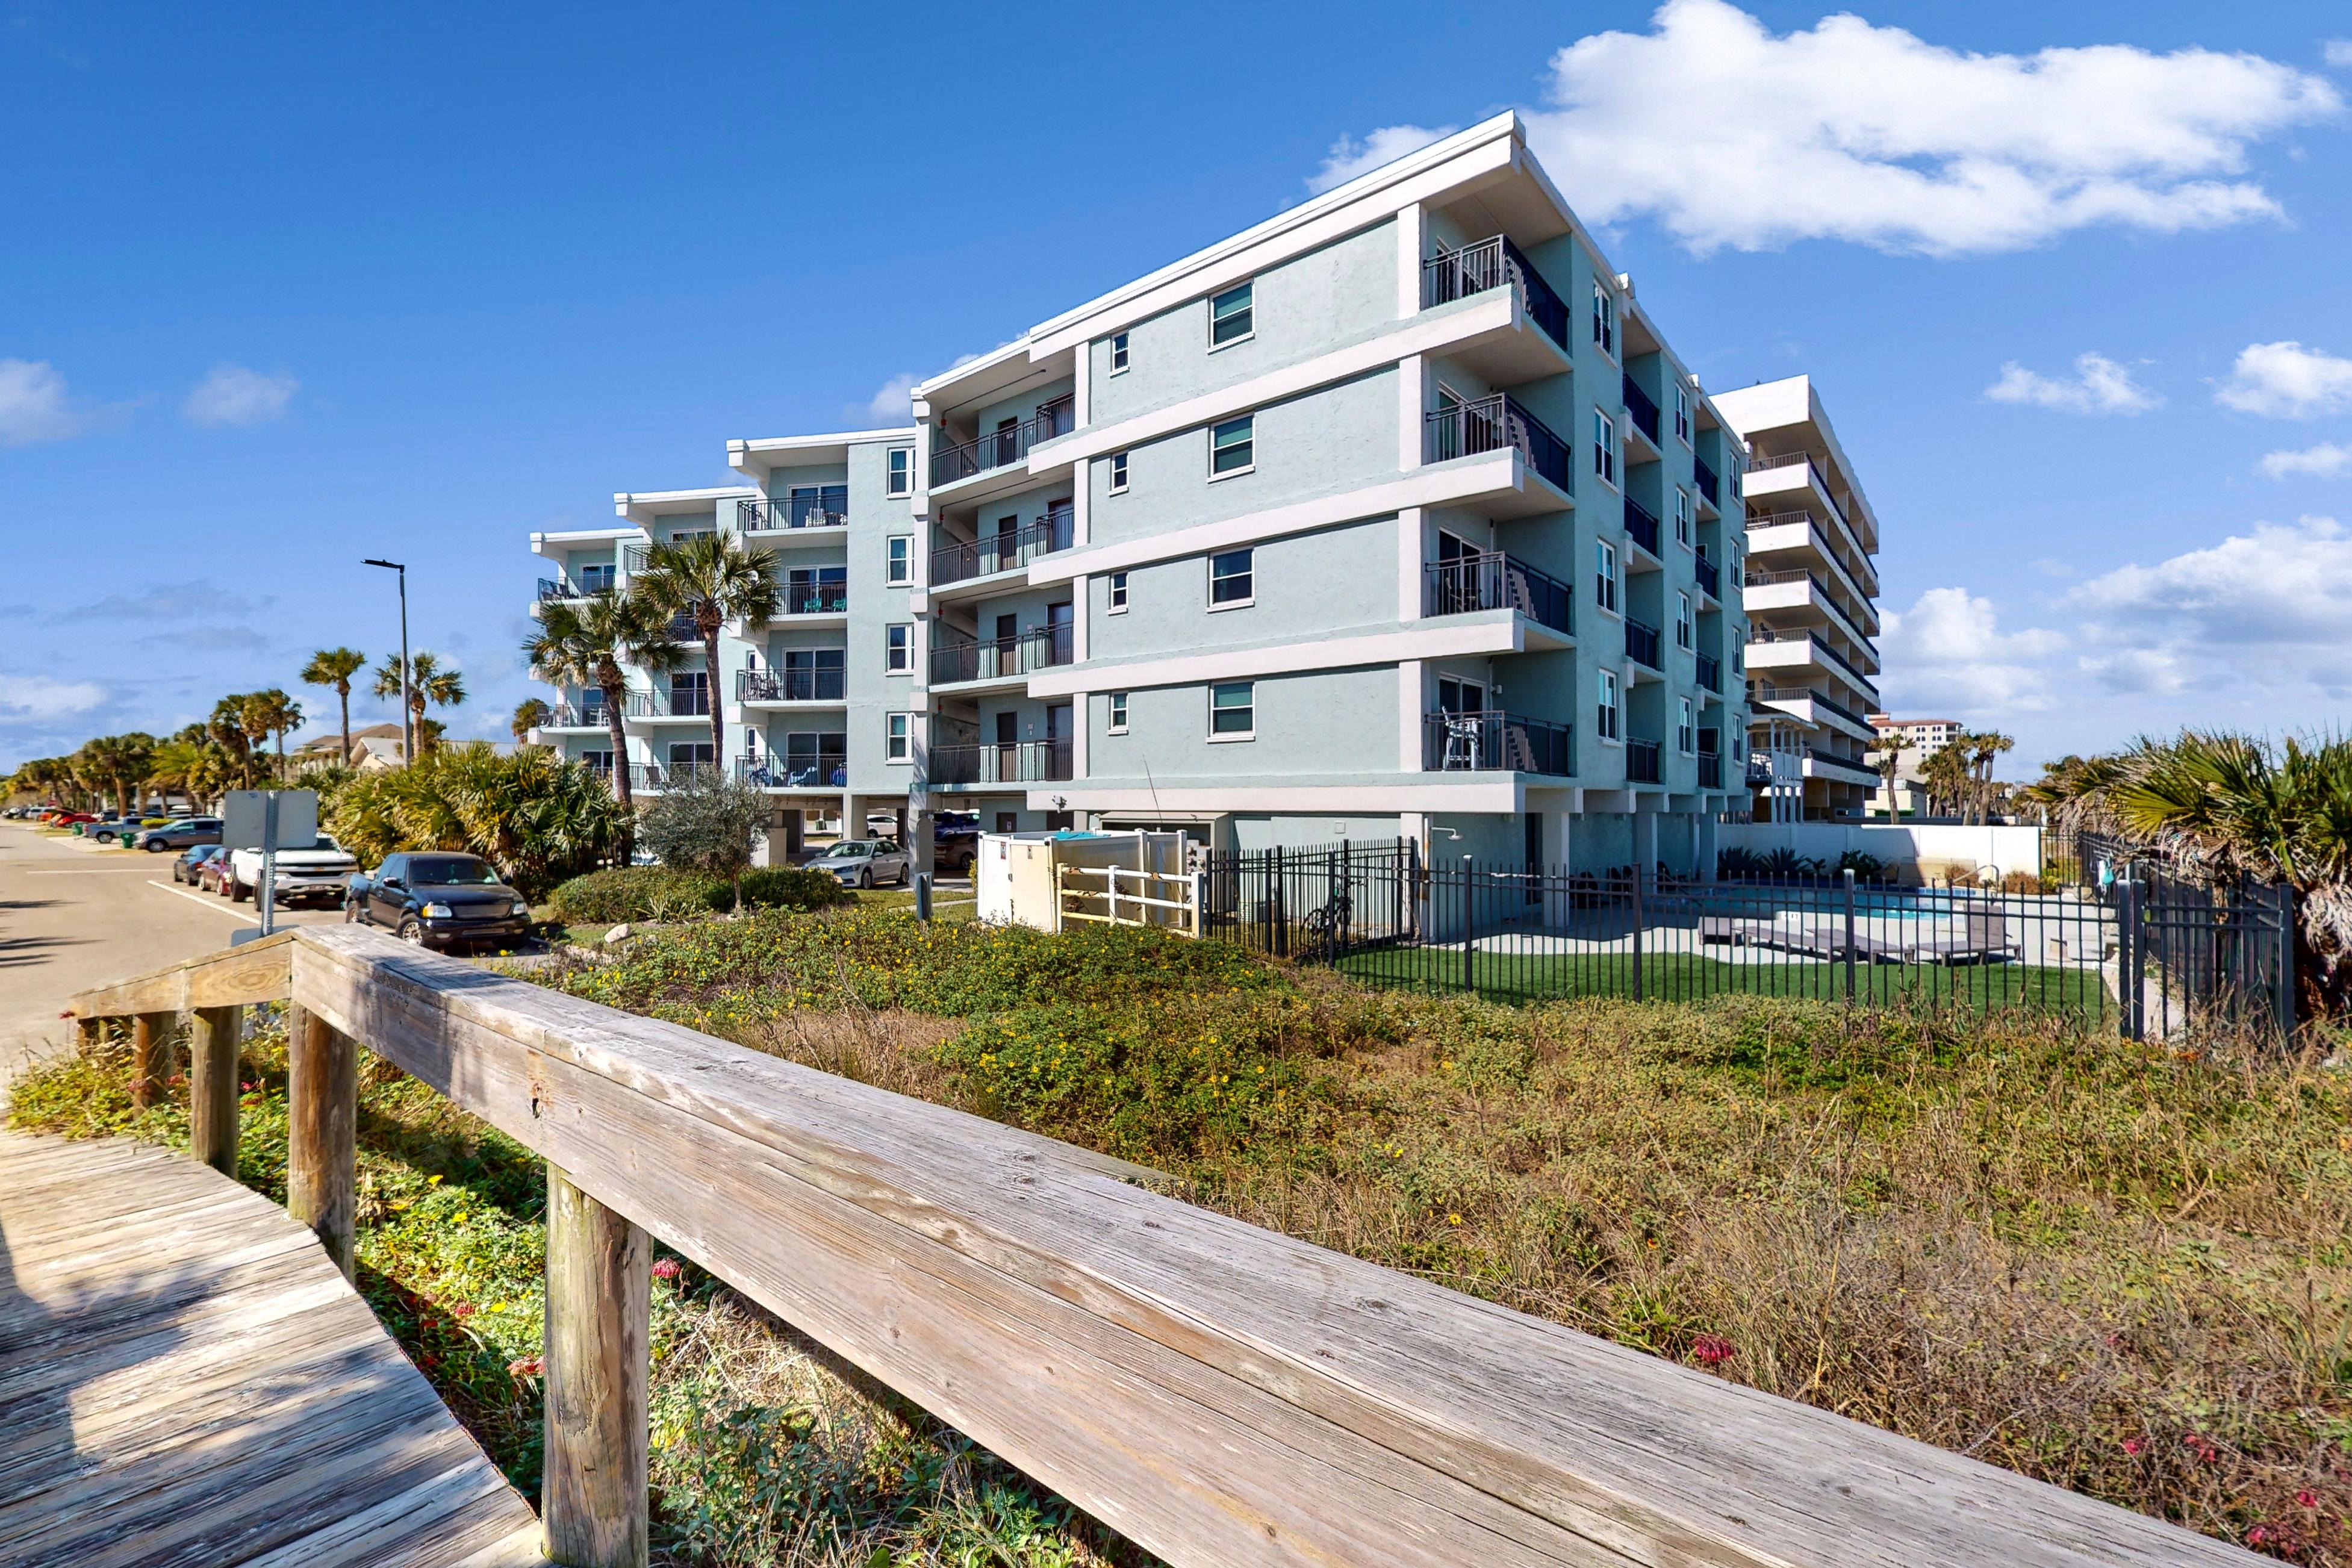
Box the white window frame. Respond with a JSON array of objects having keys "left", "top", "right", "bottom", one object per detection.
[
  {"left": 1678, "top": 696, "right": 1696, "bottom": 754},
  {"left": 1209, "top": 680, "right": 1255, "bottom": 741},
  {"left": 1110, "top": 331, "right": 1130, "bottom": 375},
  {"left": 885, "top": 712, "right": 911, "bottom": 764},
  {"left": 1591, "top": 280, "right": 1616, "bottom": 358},
  {"left": 1595, "top": 539, "right": 1619, "bottom": 615},
  {"left": 885, "top": 623, "right": 911, "bottom": 674},
  {"left": 1108, "top": 451, "right": 1129, "bottom": 494},
  {"left": 1107, "top": 569, "right": 1130, "bottom": 614},
  {"left": 885, "top": 535, "right": 912, "bottom": 585},
  {"left": 1676, "top": 591, "right": 1693, "bottom": 650},
  {"left": 1209, "top": 547, "right": 1254, "bottom": 609},
  {"left": 1209, "top": 414, "right": 1254, "bottom": 479},
  {"left": 1672, "top": 384, "right": 1690, "bottom": 444},
  {"left": 1597, "top": 668, "right": 1621, "bottom": 742},
  {"left": 1673, "top": 488, "right": 1691, "bottom": 548},
  {"left": 1209, "top": 281, "right": 1254, "bottom": 350},
  {"left": 1592, "top": 409, "right": 1617, "bottom": 487},
  {"left": 1107, "top": 691, "right": 1129, "bottom": 734},
  {"left": 886, "top": 447, "right": 912, "bottom": 497}
]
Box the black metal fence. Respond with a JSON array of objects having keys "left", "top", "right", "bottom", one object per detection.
[{"left": 1199, "top": 838, "right": 2297, "bottom": 1039}]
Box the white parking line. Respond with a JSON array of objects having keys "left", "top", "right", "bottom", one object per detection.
[{"left": 146, "top": 879, "right": 260, "bottom": 925}]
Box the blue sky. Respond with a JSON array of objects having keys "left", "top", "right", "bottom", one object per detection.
[{"left": 4, "top": 0, "right": 2348, "bottom": 773}]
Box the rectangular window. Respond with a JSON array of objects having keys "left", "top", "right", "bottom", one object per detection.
[
  {"left": 1107, "top": 570, "right": 1130, "bottom": 612},
  {"left": 1209, "top": 681, "right": 1255, "bottom": 738},
  {"left": 1209, "top": 547, "right": 1254, "bottom": 607},
  {"left": 1595, "top": 540, "right": 1619, "bottom": 614},
  {"left": 885, "top": 713, "right": 910, "bottom": 764},
  {"left": 577, "top": 563, "right": 615, "bottom": 593},
  {"left": 885, "top": 624, "right": 911, "bottom": 673},
  {"left": 1673, "top": 488, "right": 1691, "bottom": 546},
  {"left": 783, "top": 731, "right": 847, "bottom": 786},
  {"left": 886, "top": 449, "right": 912, "bottom": 497},
  {"left": 1210, "top": 414, "right": 1254, "bottom": 476},
  {"left": 1209, "top": 281, "right": 1254, "bottom": 347},
  {"left": 1678, "top": 696, "right": 1697, "bottom": 754},
  {"left": 1593, "top": 409, "right": 1617, "bottom": 486},
  {"left": 1597, "top": 670, "right": 1620, "bottom": 741},
  {"left": 1676, "top": 592, "right": 1693, "bottom": 649},
  {"left": 1109, "top": 451, "right": 1129, "bottom": 494},
  {"left": 886, "top": 536, "right": 911, "bottom": 585},
  {"left": 1672, "top": 384, "right": 1691, "bottom": 443},
  {"left": 1591, "top": 280, "right": 1615, "bottom": 356},
  {"left": 786, "top": 484, "right": 847, "bottom": 527},
  {"left": 1107, "top": 692, "right": 1129, "bottom": 733},
  {"left": 1110, "top": 331, "right": 1130, "bottom": 374}
]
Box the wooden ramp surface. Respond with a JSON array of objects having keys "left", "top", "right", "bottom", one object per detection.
[{"left": 0, "top": 1130, "right": 546, "bottom": 1568}]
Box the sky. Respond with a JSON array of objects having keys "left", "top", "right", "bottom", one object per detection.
[{"left": 3, "top": 0, "right": 2349, "bottom": 774}]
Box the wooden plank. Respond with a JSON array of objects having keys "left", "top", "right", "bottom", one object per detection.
[
  {"left": 542, "top": 1165, "right": 649, "bottom": 1568},
  {"left": 130, "top": 1012, "right": 172, "bottom": 1108},
  {"left": 286, "top": 1003, "right": 358, "bottom": 1280},
  {"left": 64, "top": 929, "right": 294, "bottom": 1019},
  {"left": 188, "top": 1004, "right": 242, "bottom": 1177},
  {"left": 290, "top": 925, "right": 2263, "bottom": 1568}
]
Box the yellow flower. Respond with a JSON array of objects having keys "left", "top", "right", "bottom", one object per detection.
[{"left": 1446, "top": 1213, "right": 1463, "bottom": 1225}]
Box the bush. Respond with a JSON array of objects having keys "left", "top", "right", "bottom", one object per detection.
[
  {"left": 546, "top": 865, "right": 850, "bottom": 926},
  {"left": 327, "top": 742, "right": 623, "bottom": 899},
  {"left": 2000, "top": 869, "right": 2044, "bottom": 894}
]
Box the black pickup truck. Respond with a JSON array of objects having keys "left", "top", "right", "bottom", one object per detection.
[{"left": 344, "top": 851, "right": 534, "bottom": 952}]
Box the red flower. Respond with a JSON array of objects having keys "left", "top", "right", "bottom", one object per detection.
[
  {"left": 2246, "top": 1525, "right": 2275, "bottom": 1548},
  {"left": 1690, "top": 1333, "right": 1735, "bottom": 1366},
  {"left": 449, "top": 1302, "right": 475, "bottom": 1319},
  {"left": 506, "top": 1355, "right": 542, "bottom": 1377},
  {"left": 652, "top": 1258, "right": 682, "bottom": 1282},
  {"left": 2122, "top": 1438, "right": 2144, "bottom": 1456},
  {"left": 2297, "top": 1490, "right": 2318, "bottom": 1510}
]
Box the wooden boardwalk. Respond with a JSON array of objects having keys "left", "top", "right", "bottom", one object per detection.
[{"left": 0, "top": 1129, "right": 546, "bottom": 1568}]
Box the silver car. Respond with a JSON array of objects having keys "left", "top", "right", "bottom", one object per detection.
[{"left": 814, "top": 838, "right": 909, "bottom": 889}]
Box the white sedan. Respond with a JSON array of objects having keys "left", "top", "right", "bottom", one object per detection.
[{"left": 814, "top": 838, "right": 910, "bottom": 888}]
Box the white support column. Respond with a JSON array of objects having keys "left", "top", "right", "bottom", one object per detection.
[
  {"left": 1398, "top": 660, "right": 1424, "bottom": 773},
  {"left": 1072, "top": 573, "right": 1090, "bottom": 663},
  {"left": 1397, "top": 507, "right": 1424, "bottom": 621},
  {"left": 1072, "top": 692, "right": 1090, "bottom": 780},
  {"left": 1398, "top": 353, "right": 1426, "bottom": 473},
  {"left": 1071, "top": 340, "right": 1091, "bottom": 429},
  {"left": 1395, "top": 201, "right": 1425, "bottom": 319},
  {"left": 1072, "top": 459, "right": 1091, "bottom": 547}
]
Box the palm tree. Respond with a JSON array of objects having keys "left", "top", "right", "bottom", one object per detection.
[
  {"left": 372, "top": 653, "right": 466, "bottom": 757},
  {"left": 521, "top": 588, "right": 676, "bottom": 823},
  {"left": 1872, "top": 741, "right": 1903, "bottom": 819},
  {"left": 147, "top": 738, "right": 210, "bottom": 813},
  {"left": 75, "top": 733, "right": 155, "bottom": 817},
  {"left": 1962, "top": 730, "right": 2015, "bottom": 824},
  {"left": 635, "top": 534, "right": 777, "bottom": 761},
  {"left": 511, "top": 697, "right": 552, "bottom": 743},
  {"left": 300, "top": 647, "right": 368, "bottom": 767},
  {"left": 1919, "top": 741, "right": 1973, "bottom": 822},
  {"left": 238, "top": 690, "right": 303, "bottom": 782},
  {"left": 208, "top": 697, "right": 259, "bottom": 788}
]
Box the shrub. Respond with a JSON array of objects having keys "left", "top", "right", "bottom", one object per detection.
[
  {"left": 1833, "top": 849, "right": 1885, "bottom": 880},
  {"left": 637, "top": 773, "right": 765, "bottom": 883},
  {"left": 546, "top": 865, "right": 852, "bottom": 926},
  {"left": 735, "top": 866, "right": 853, "bottom": 912},
  {"left": 328, "top": 742, "right": 623, "bottom": 899},
  {"left": 2000, "top": 869, "right": 2043, "bottom": 894}
]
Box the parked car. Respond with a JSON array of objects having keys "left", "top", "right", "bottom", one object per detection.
[
  {"left": 814, "top": 838, "right": 910, "bottom": 889},
  {"left": 222, "top": 834, "right": 361, "bottom": 907},
  {"left": 194, "top": 851, "right": 235, "bottom": 895},
  {"left": 933, "top": 812, "right": 980, "bottom": 877},
  {"left": 173, "top": 844, "right": 225, "bottom": 885},
  {"left": 47, "top": 810, "right": 96, "bottom": 830},
  {"left": 137, "top": 817, "right": 223, "bottom": 852},
  {"left": 344, "top": 852, "right": 533, "bottom": 951}
]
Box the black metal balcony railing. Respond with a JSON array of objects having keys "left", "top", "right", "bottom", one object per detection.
[
  {"left": 1421, "top": 712, "right": 1572, "bottom": 777},
  {"left": 927, "top": 739, "right": 1073, "bottom": 786},
  {"left": 930, "top": 511, "right": 1072, "bottom": 587},
  {"left": 622, "top": 544, "right": 649, "bottom": 575},
  {"left": 543, "top": 701, "right": 609, "bottom": 729},
  {"left": 1419, "top": 235, "right": 1570, "bottom": 352},
  {"left": 770, "top": 580, "right": 849, "bottom": 617},
  {"left": 929, "top": 396, "right": 1075, "bottom": 488},
  {"left": 738, "top": 494, "right": 847, "bottom": 532},
  {"left": 1624, "top": 615, "right": 1661, "bottom": 669},
  {"left": 1747, "top": 450, "right": 1849, "bottom": 524},
  {"left": 1807, "top": 747, "right": 1878, "bottom": 779},
  {"left": 1698, "top": 750, "right": 1723, "bottom": 789},
  {"left": 1626, "top": 738, "right": 1662, "bottom": 784},
  {"left": 1750, "top": 629, "right": 1881, "bottom": 706},
  {"left": 1693, "top": 455, "right": 1720, "bottom": 507},
  {"left": 535, "top": 576, "right": 612, "bottom": 603},
  {"left": 1744, "top": 510, "right": 1881, "bottom": 600},
  {"left": 618, "top": 688, "right": 714, "bottom": 719},
  {"left": 1423, "top": 394, "right": 1572, "bottom": 492},
  {"left": 736, "top": 667, "right": 845, "bottom": 703},
  {"left": 1696, "top": 652, "right": 1722, "bottom": 693},
  {"left": 736, "top": 753, "right": 848, "bottom": 789},
  {"left": 1422, "top": 553, "right": 1573, "bottom": 636},
  {"left": 1623, "top": 496, "right": 1661, "bottom": 556},
  {"left": 588, "top": 761, "right": 721, "bottom": 792},
  {"left": 1621, "top": 373, "right": 1661, "bottom": 444},
  {"left": 1694, "top": 553, "right": 1720, "bottom": 599},
  {"left": 929, "top": 623, "right": 1074, "bottom": 685}
]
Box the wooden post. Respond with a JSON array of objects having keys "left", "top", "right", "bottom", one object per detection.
[
  {"left": 131, "top": 1011, "right": 173, "bottom": 1109},
  {"left": 285, "top": 1004, "right": 358, "bottom": 1280},
  {"left": 544, "top": 1165, "right": 649, "bottom": 1568},
  {"left": 188, "top": 1004, "right": 243, "bottom": 1178},
  {"left": 75, "top": 1015, "right": 105, "bottom": 1054}
]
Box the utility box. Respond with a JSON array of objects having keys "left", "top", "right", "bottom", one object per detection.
[{"left": 975, "top": 830, "right": 1195, "bottom": 934}]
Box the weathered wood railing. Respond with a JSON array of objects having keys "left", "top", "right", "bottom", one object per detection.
[{"left": 68, "top": 927, "right": 2261, "bottom": 1568}]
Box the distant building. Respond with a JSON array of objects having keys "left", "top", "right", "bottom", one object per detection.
[{"left": 1870, "top": 715, "right": 1962, "bottom": 753}]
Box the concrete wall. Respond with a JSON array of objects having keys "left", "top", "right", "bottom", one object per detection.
[
  {"left": 1086, "top": 665, "right": 1399, "bottom": 783},
  {"left": 1086, "top": 517, "right": 1398, "bottom": 661},
  {"left": 1720, "top": 821, "right": 2045, "bottom": 880}
]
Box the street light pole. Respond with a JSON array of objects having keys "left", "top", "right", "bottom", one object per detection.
[{"left": 362, "top": 559, "right": 411, "bottom": 764}]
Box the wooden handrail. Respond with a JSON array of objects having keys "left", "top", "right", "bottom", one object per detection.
[
  {"left": 65, "top": 927, "right": 296, "bottom": 1017},
  {"left": 68, "top": 929, "right": 2259, "bottom": 1568}
]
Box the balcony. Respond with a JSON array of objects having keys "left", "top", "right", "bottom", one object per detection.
[
  {"left": 1749, "top": 683, "right": 1876, "bottom": 741},
  {"left": 656, "top": 611, "right": 702, "bottom": 643},
  {"left": 620, "top": 688, "right": 713, "bottom": 720},
  {"left": 1805, "top": 747, "right": 1881, "bottom": 785},
  {"left": 1620, "top": 373, "right": 1661, "bottom": 446},
  {"left": 1746, "top": 450, "right": 1847, "bottom": 526},
  {"left": 1693, "top": 455, "right": 1721, "bottom": 509},
  {"left": 536, "top": 576, "right": 613, "bottom": 603},
  {"left": 929, "top": 739, "right": 1072, "bottom": 786},
  {"left": 1420, "top": 235, "right": 1569, "bottom": 352},
  {"left": 1697, "top": 750, "right": 1723, "bottom": 789},
  {"left": 593, "top": 761, "right": 721, "bottom": 793},
  {"left": 1694, "top": 553, "right": 1720, "bottom": 599},
  {"left": 929, "top": 396, "right": 1075, "bottom": 489},
  {"left": 1743, "top": 568, "right": 1878, "bottom": 663},
  {"left": 1623, "top": 615, "right": 1661, "bottom": 670},
  {"left": 736, "top": 752, "right": 848, "bottom": 791},
  {"left": 738, "top": 491, "right": 846, "bottom": 534},
  {"left": 1626, "top": 739, "right": 1662, "bottom": 784},
  {"left": 1422, "top": 711, "right": 1572, "bottom": 776},
  {"left": 930, "top": 510, "right": 1072, "bottom": 590},
  {"left": 737, "top": 667, "right": 845, "bottom": 704},
  {"left": 1423, "top": 394, "right": 1572, "bottom": 494},
  {"left": 929, "top": 623, "right": 1074, "bottom": 686},
  {"left": 1748, "top": 629, "right": 1881, "bottom": 707},
  {"left": 1696, "top": 652, "right": 1722, "bottom": 693},
  {"left": 540, "top": 702, "right": 609, "bottom": 730},
  {"left": 1623, "top": 496, "right": 1661, "bottom": 557},
  {"left": 1745, "top": 509, "right": 1880, "bottom": 603},
  {"left": 1422, "top": 552, "right": 1572, "bottom": 637}
]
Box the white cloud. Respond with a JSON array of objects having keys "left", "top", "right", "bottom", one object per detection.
[
  {"left": 2326, "top": 40, "right": 2352, "bottom": 69},
  {"left": 862, "top": 372, "right": 919, "bottom": 424},
  {"left": 1307, "top": 124, "right": 1459, "bottom": 194},
  {"left": 2257, "top": 441, "right": 2352, "bottom": 479},
  {"left": 1402, "top": 0, "right": 2345, "bottom": 256},
  {"left": 1983, "top": 352, "right": 2160, "bottom": 414},
  {"left": 182, "top": 363, "right": 296, "bottom": 428},
  {"left": 1879, "top": 586, "right": 2068, "bottom": 715},
  {"left": 0, "top": 671, "right": 108, "bottom": 721},
  {"left": 0, "top": 358, "right": 86, "bottom": 447},
  {"left": 2214, "top": 340, "right": 2352, "bottom": 418}
]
